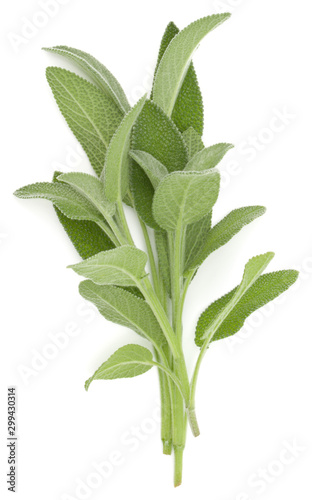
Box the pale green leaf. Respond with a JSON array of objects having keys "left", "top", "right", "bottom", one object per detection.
[
  {"left": 184, "top": 214, "right": 212, "bottom": 272},
  {"left": 152, "top": 170, "right": 220, "bottom": 231},
  {"left": 184, "top": 143, "right": 233, "bottom": 171},
  {"left": 58, "top": 172, "right": 115, "bottom": 218},
  {"left": 182, "top": 127, "right": 205, "bottom": 159},
  {"left": 185, "top": 206, "right": 266, "bottom": 271},
  {"left": 153, "top": 14, "right": 231, "bottom": 116},
  {"left": 43, "top": 46, "right": 130, "bottom": 113},
  {"left": 129, "top": 150, "right": 168, "bottom": 189},
  {"left": 103, "top": 96, "right": 147, "bottom": 202},
  {"left": 195, "top": 252, "right": 275, "bottom": 346},
  {"left": 195, "top": 269, "right": 299, "bottom": 347},
  {"left": 85, "top": 344, "right": 154, "bottom": 389},
  {"left": 68, "top": 246, "right": 148, "bottom": 287},
  {"left": 46, "top": 67, "right": 123, "bottom": 176},
  {"left": 79, "top": 281, "right": 166, "bottom": 347}
]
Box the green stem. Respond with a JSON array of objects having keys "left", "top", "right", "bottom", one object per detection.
[
  {"left": 96, "top": 220, "right": 120, "bottom": 247},
  {"left": 117, "top": 198, "right": 135, "bottom": 245},
  {"left": 154, "top": 349, "right": 172, "bottom": 455},
  {"left": 139, "top": 219, "right": 161, "bottom": 297}
]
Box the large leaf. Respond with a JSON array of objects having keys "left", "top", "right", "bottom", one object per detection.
[
  {"left": 195, "top": 269, "right": 299, "bottom": 347},
  {"left": 153, "top": 14, "right": 231, "bottom": 116},
  {"left": 152, "top": 170, "right": 220, "bottom": 231},
  {"left": 184, "top": 143, "right": 233, "bottom": 171},
  {"left": 103, "top": 96, "right": 146, "bottom": 203},
  {"left": 68, "top": 246, "right": 147, "bottom": 287},
  {"left": 195, "top": 252, "right": 275, "bottom": 347},
  {"left": 14, "top": 181, "right": 105, "bottom": 226},
  {"left": 129, "top": 150, "right": 168, "bottom": 189},
  {"left": 79, "top": 281, "right": 166, "bottom": 347},
  {"left": 151, "top": 22, "right": 204, "bottom": 135},
  {"left": 185, "top": 206, "right": 266, "bottom": 271},
  {"left": 155, "top": 230, "right": 171, "bottom": 297},
  {"left": 52, "top": 171, "right": 115, "bottom": 259},
  {"left": 184, "top": 214, "right": 212, "bottom": 272},
  {"left": 46, "top": 67, "right": 123, "bottom": 176},
  {"left": 182, "top": 127, "right": 205, "bottom": 159},
  {"left": 85, "top": 344, "right": 154, "bottom": 389},
  {"left": 58, "top": 172, "right": 115, "bottom": 218},
  {"left": 43, "top": 46, "right": 130, "bottom": 113}
]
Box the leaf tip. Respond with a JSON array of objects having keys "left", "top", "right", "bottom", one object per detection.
[{"left": 85, "top": 377, "right": 92, "bottom": 391}]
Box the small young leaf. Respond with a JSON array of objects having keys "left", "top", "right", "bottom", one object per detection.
[
  {"left": 58, "top": 172, "right": 115, "bottom": 218},
  {"left": 185, "top": 206, "right": 266, "bottom": 271},
  {"left": 85, "top": 344, "right": 154, "bottom": 389},
  {"left": 103, "top": 95, "right": 147, "bottom": 203},
  {"left": 184, "top": 143, "right": 234, "bottom": 172},
  {"left": 79, "top": 281, "right": 166, "bottom": 347},
  {"left": 52, "top": 171, "right": 115, "bottom": 259},
  {"left": 153, "top": 14, "right": 231, "bottom": 116},
  {"left": 46, "top": 67, "right": 123, "bottom": 176},
  {"left": 129, "top": 150, "right": 168, "bottom": 189},
  {"left": 195, "top": 269, "right": 299, "bottom": 346},
  {"left": 152, "top": 170, "right": 220, "bottom": 231},
  {"left": 155, "top": 230, "right": 171, "bottom": 296},
  {"left": 184, "top": 214, "right": 212, "bottom": 272},
  {"left": 182, "top": 127, "right": 205, "bottom": 159},
  {"left": 68, "top": 246, "right": 148, "bottom": 287},
  {"left": 195, "top": 252, "right": 275, "bottom": 346},
  {"left": 14, "top": 181, "right": 105, "bottom": 225},
  {"left": 43, "top": 46, "right": 130, "bottom": 113}
]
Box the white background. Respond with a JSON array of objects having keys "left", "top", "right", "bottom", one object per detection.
[{"left": 1, "top": 1, "right": 312, "bottom": 499}]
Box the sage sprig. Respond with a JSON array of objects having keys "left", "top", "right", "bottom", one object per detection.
[{"left": 14, "top": 14, "right": 298, "bottom": 487}]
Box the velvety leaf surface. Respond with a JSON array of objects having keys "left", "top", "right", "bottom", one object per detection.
[{"left": 184, "top": 143, "right": 233, "bottom": 171}]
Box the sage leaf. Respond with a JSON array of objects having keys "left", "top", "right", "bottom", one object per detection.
[
  {"left": 184, "top": 143, "right": 233, "bottom": 172},
  {"left": 46, "top": 67, "right": 123, "bottom": 176},
  {"left": 58, "top": 172, "right": 115, "bottom": 218},
  {"left": 43, "top": 46, "right": 130, "bottom": 113},
  {"left": 195, "top": 269, "right": 299, "bottom": 347},
  {"left": 152, "top": 170, "right": 220, "bottom": 231},
  {"left": 152, "top": 22, "right": 204, "bottom": 134},
  {"left": 52, "top": 171, "right": 115, "bottom": 259},
  {"left": 184, "top": 214, "right": 212, "bottom": 272},
  {"left": 195, "top": 252, "right": 275, "bottom": 346},
  {"left": 129, "top": 150, "right": 168, "bottom": 189},
  {"left": 79, "top": 281, "right": 166, "bottom": 347},
  {"left": 155, "top": 230, "right": 171, "bottom": 296},
  {"left": 130, "top": 164, "right": 160, "bottom": 230},
  {"left": 68, "top": 246, "right": 148, "bottom": 287},
  {"left": 185, "top": 206, "right": 266, "bottom": 271},
  {"left": 182, "top": 127, "right": 205, "bottom": 159},
  {"left": 103, "top": 95, "right": 147, "bottom": 203},
  {"left": 85, "top": 344, "right": 154, "bottom": 389},
  {"left": 153, "top": 14, "right": 231, "bottom": 116}
]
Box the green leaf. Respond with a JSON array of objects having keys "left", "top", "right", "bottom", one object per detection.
[
  {"left": 129, "top": 150, "right": 168, "bottom": 189},
  {"left": 151, "top": 22, "right": 204, "bottom": 134},
  {"left": 46, "top": 67, "right": 123, "bottom": 176},
  {"left": 184, "top": 214, "right": 212, "bottom": 272},
  {"left": 79, "top": 281, "right": 166, "bottom": 347},
  {"left": 58, "top": 172, "right": 115, "bottom": 218},
  {"left": 153, "top": 14, "right": 231, "bottom": 116},
  {"left": 103, "top": 95, "right": 147, "bottom": 203},
  {"left": 185, "top": 206, "right": 266, "bottom": 271},
  {"left": 68, "top": 246, "right": 148, "bottom": 287},
  {"left": 52, "top": 171, "right": 115, "bottom": 259},
  {"left": 43, "top": 46, "right": 130, "bottom": 113},
  {"left": 85, "top": 344, "right": 154, "bottom": 389},
  {"left": 152, "top": 170, "right": 220, "bottom": 231},
  {"left": 155, "top": 230, "right": 171, "bottom": 297},
  {"left": 14, "top": 181, "right": 105, "bottom": 225},
  {"left": 182, "top": 127, "right": 205, "bottom": 159},
  {"left": 184, "top": 143, "right": 233, "bottom": 171},
  {"left": 129, "top": 164, "right": 160, "bottom": 230},
  {"left": 195, "top": 252, "right": 275, "bottom": 346},
  {"left": 195, "top": 269, "right": 299, "bottom": 347}
]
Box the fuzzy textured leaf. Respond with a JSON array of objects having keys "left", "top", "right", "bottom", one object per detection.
[
  {"left": 155, "top": 230, "right": 171, "bottom": 296},
  {"left": 186, "top": 206, "right": 266, "bottom": 271},
  {"left": 195, "top": 269, "right": 299, "bottom": 346},
  {"left": 153, "top": 170, "right": 220, "bottom": 231},
  {"left": 153, "top": 14, "right": 231, "bottom": 116},
  {"left": 79, "top": 281, "right": 166, "bottom": 347},
  {"left": 103, "top": 96, "right": 146, "bottom": 202},
  {"left": 184, "top": 214, "right": 212, "bottom": 272},
  {"left": 68, "top": 246, "right": 148, "bottom": 287},
  {"left": 182, "top": 127, "right": 205, "bottom": 159},
  {"left": 184, "top": 143, "right": 233, "bottom": 171},
  {"left": 85, "top": 344, "right": 154, "bottom": 389},
  {"left": 46, "top": 67, "right": 123, "bottom": 176},
  {"left": 129, "top": 150, "right": 168, "bottom": 189},
  {"left": 43, "top": 46, "right": 130, "bottom": 113}
]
